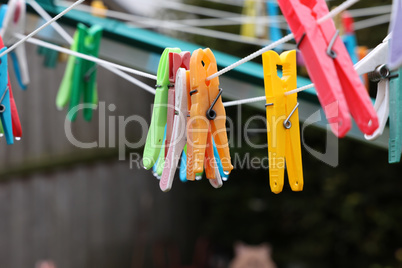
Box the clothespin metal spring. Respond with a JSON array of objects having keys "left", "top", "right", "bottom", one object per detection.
[
  {"left": 326, "top": 30, "right": 340, "bottom": 59},
  {"left": 283, "top": 102, "right": 300, "bottom": 129},
  {"left": 265, "top": 101, "right": 300, "bottom": 129},
  {"left": 206, "top": 88, "right": 223, "bottom": 120}
]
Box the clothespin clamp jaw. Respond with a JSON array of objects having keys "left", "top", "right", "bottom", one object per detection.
[
  {"left": 0, "top": 0, "right": 29, "bottom": 90},
  {"left": 263, "top": 50, "right": 303, "bottom": 194},
  {"left": 142, "top": 47, "right": 181, "bottom": 169},
  {"left": 189, "top": 48, "right": 233, "bottom": 175}
]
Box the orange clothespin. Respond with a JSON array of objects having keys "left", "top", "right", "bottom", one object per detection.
[
  {"left": 188, "top": 48, "right": 233, "bottom": 176},
  {"left": 357, "top": 46, "right": 370, "bottom": 91},
  {"left": 263, "top": 50, "right": 303, "bottom": 194}
]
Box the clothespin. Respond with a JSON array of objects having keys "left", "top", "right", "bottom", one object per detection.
[
  {"left": 0, "top": 0, "right": 29, "bottom": 90},
  {"left": 277, "top": 0, "right": 378, "bottom": 138},
  {"left": 388, "top": 0, "right": 402, "bottom": 70},
  {"left": 152, "top": 126, "right": 167, "bottom": 179},
  {"left": 35, "top": 18, "right": 59, "bottom": 68},
  {"left": 355, "top": 35, "right": 391, "bottom": 141},
  {"left": 91, "top": 0, "right": 107, "bottom": 18},
  {"left": 213, "top": 139, "right": 229, "bottom": 181},
  {"left": 160, "top": 68, "right": 188, "bottom": 191},
  {"left": 143, "top": 47, "right": 181, "bottom": 169},
  {"left": 357, "top": 46, "right": 369, "bottom": 90},
  {"left": 389, "top": 67, "right": 402, "bottom": 163},
  {"left": 56, "top": 23, "right": 103, "bottom": 121},
  {"left": 8, "top": 74, "right": 21, "bottom": 139},
  {"left": 0, "top": 46, "right": 15, "bottom": 144},
  {"left": 263, "top": 50, "right": 303, "bottom": 194},
  {"left": 266, "top": 0, "right": 283, "bottom": 51},
  {"left": 165, "top": 52, "right": 191, "bottom": 159},
  {"left": 240, "top": 0, "right": 257, "bottom": 38},
  {"left": 179, "top": 148, "right": 204, "bottom": 182},
  {"left": 0, "top": 33, "right": 21, "bottom": 140},
  {"left": 355, "top": 35, "right": 402, "bottom": 163},
  {"left": 189, "top": 48, "right": 233, "bottom": 175}
]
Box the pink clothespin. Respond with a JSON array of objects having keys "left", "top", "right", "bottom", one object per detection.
[
  {"left": 277, "top": 0, "right": 379, "bottom": 137},
  {"left": 165, "top": 52, "right": 191, "bottom": 159}
]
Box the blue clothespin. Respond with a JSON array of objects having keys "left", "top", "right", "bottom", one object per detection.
[
  {"left": 213, "top": 139, "right": 229, "bottom": 181},
  {"left": 341, "top": 12, "right": 358, "bottom": 64},
  {"left": 343, "top": 34, "right": 358, "bottom": 64},
  {"left": 0, "top": 0, "right": 29, "bottom": 90},
  {"left": 179, "top": 148, "right": 187, "bottom": 182},
  {"left": 0, "top": 47, "right": 14, "bottom": 144},
  {"left": 266, "top": 0, "right": 283, "bottom": 51}
]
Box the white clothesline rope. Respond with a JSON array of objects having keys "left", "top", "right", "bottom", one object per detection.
[
  {"left": 17, "top": 34, "right": 157, "bottom": 82},
  {"left": 1, "top": 0, "right": 374, "bottom": 107},
  {"left": 28, "top": 0, "right": 156, "bottom": 94}
]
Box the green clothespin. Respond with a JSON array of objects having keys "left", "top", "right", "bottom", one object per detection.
[
  {"left": 142, "top": 47, "right": 181, "bottom": 169},
  {"left": 56, "top": 23, "right": 102, "bottom": 121},
  {"left": 389, "top": 67, "right": 402, "bottom": 163}
]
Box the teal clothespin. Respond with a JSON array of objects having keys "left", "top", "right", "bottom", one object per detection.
[
  {"left": 389, "top": 67, "right": 402, "bottom": 163},
  {"left": 142, "top": 47, "right": 181, "bottom": 169},
  {"left": 37, "top": 46, "right": 59, "bottom": 68},
  {"left": 0, "top": 47, "right": 14, "bottom": 144},
  {"left": 57, "top": 23, "right": 102, "bottom": 121},
  {"left": 36, "top": 18, "right": 59, "bottom": 68}
]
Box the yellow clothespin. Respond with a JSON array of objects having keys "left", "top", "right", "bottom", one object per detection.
[
  {"left": 91, "top": 0, "right": 107, "bottom": 18},
  {"left": 240, "top": 0, "right": 256, "bottom": 38},
  {"left": 262, "top": 50, "right": 303, "bottom": 194}
]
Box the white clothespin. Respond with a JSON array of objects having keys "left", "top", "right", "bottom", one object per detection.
[
  {"left": 0, "top": 0, "right": 29, "bottom": 90},
  {"left": 354, "top": 34, "right": 392, "bottom": 140},
  {"left": 160, "top": 68, "right": 188, "bottom": 192}
]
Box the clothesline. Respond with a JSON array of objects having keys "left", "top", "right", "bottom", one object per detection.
[{"left": 0, "top": 0, "right": 381, "bottom": 106}]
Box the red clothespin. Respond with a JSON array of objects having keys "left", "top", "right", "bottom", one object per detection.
[
  {"left": 341, "top": 11, "right": 354, "bottom": 34},
  {"left": 277, "top": 0, "right": 378, "bottom": 137},
  {"left": 165, "top": 52, "right": 191, "bottom": 158},
  {"left": 8, "top": 75, "right": 21, "bottom": 139}
]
